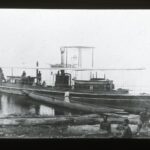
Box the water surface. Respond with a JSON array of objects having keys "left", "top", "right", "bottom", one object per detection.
[{"left": 0, "top": 93, "right": 81, "bottom": 117}]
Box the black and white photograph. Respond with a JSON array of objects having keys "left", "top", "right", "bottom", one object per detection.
[{"left": 0, "top": 9, "right": 149, "bottom": 139}]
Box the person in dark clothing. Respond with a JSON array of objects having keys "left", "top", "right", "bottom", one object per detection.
[
  {"left": 140, "top": 108, "right": 150, "bottom": 126},
  {"left": 100, "top": 115, "right": 111, "bottom": 134},
  {"left": 136, "top": 108, "right": 150, "bottom": 135},
  {"left": 21, "top": 71, "right": 26, "bottom": 84},
  {"left": 0, "top": 68, "right": 5, "bottom": 83},
  {"left": 21, "top": 71, "right": 26, "bottom": 78},
  {"left": 37, "top": 71, "right": 42, "bottom": 85},
  {"left": 121, "top": 119, "right": 132, "bottom": 138}
]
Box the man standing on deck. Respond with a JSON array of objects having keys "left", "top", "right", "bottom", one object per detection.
[
  {"left": 37, "top": 71, "right": 42, "bottom": 85},
  {"left": 64, "top": 91, "right": 70, "bottom": 103},
  {"left": 64, "top": 91, "right": 71, "bottom": 116}
]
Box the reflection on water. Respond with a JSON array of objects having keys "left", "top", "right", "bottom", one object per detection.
[{"left": 0, "top": 93, "right": 75, "bottom": 117}]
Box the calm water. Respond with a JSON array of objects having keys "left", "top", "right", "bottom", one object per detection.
[{"left": 0, "top": 93, "right": 83, "bottom": 117}]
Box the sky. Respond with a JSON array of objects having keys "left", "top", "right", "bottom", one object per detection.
[{"left": 0, "top": 9, "right": 150, "bottom": 93}]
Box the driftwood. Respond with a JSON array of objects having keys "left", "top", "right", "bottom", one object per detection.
[
  {"left": 0, "top": 114, "right": 140, "bottom": 126},
  {"left": 23, "top": 91, "right": 125, "bottom": 114},
  {"left": 72, "top": 97, "right": 150, "bottom": 114},
  {"left": 0, "top": 114, "right": 99, "bottom": 126}
]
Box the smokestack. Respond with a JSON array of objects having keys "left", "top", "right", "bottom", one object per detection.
[
  {"left": 60, "top": 48, "right": 65, "bottom": 66},
  {"left": 104, "top": 74, "right": 106, "bottom": 79},
  {"left": 36, "top": 61, "right": 39, "bottom": 84}
]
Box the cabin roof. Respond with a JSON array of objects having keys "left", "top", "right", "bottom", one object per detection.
[
  {"left": 61, "top": 46, "right": 94, "bottom": 49},
  {"left": 74, "top": 79, "right": 113, "bottom": 85},
  {"left": 7, "top": 76, "right": 21, "bottom": 79}
]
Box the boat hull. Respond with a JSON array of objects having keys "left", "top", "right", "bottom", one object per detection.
[{"left": 0, "top": 83, "right": 150, "bottom": 113}]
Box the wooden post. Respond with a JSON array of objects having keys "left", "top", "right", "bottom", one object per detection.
[
  {"left": 36, "top": 61, "right": 39, "bottom": 84},
  {"left": 66, "top": 48, "right": 68, "bottom": 67},
  {"left": 92, "top": 48, "right": 94, "bottom": 68},
  {"left": 11, "top": 67, "right": 13, "bottom": 77}
]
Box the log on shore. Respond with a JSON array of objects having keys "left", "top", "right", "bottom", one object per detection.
[
  {"left": 0, "top": 114, "right": 100, "bottom": 126},
  {"left": 0, "top": 114, "right": 140, "bottom": 126}
]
